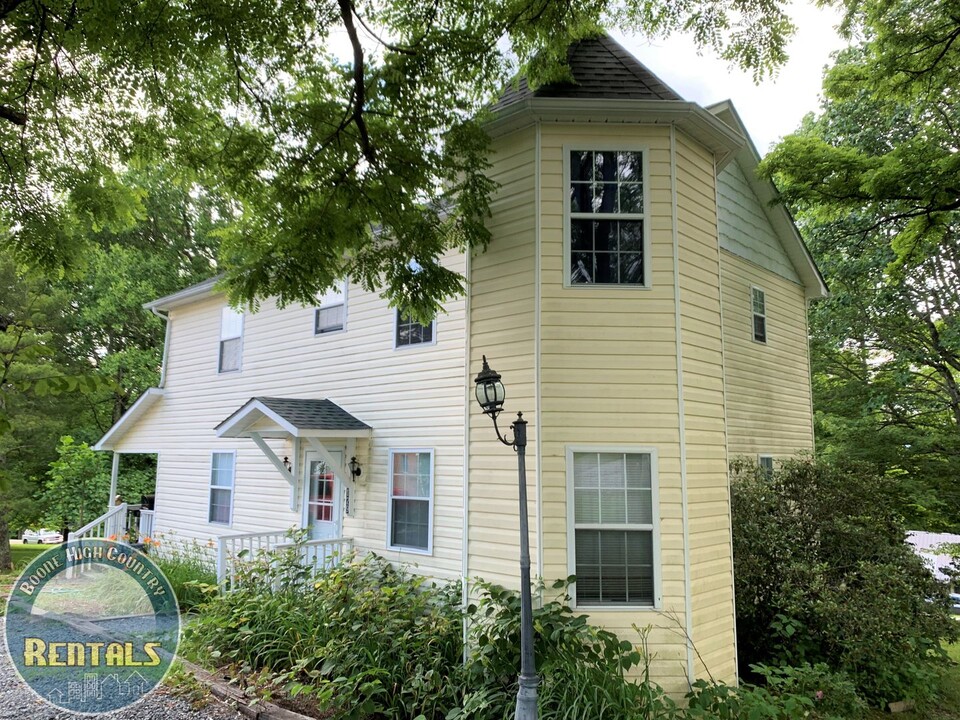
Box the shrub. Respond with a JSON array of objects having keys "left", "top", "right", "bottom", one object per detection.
[
  {"left": 151, "top": 538, "right": 218, "bottom": 612},
  {"left": 731, "top": 458, "right": 959, "bottom": 704},
  {"left": 182, "top": 547, "right": 464, "bottom": 719},
  {"left": 752, "top": 663, "right": 866, "bottom": 719}
]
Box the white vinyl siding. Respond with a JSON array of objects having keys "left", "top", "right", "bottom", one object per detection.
[
  {"left": 219, "top": 307, "right": 243, "bottom": 373},
  {"left": 208, "top": 451, "right": 235, "bottom": 525},
  {"left": 564, "top": 147, "right": 650, "bottom": 287},
  {"left": 387, "top": 449, "right": 434, "bottom": 553},
  {"left": 752, "top": 287, "right": 767, "bottom": 343},
  {"left": 315, "top": 282, "right": 346, "bottom": 334},
  {"left": 568, "top": 448, "right": 659, "bottom": 608}
]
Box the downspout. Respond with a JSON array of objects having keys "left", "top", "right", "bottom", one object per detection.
[{"left": 462, "top": 248, "right": 472, "bottom": 664}]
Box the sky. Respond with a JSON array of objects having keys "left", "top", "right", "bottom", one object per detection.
[{"left": 618, "top": 2, "right": 850, "bottom": 155}]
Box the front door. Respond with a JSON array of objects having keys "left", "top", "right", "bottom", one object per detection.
[{"left": 303, "top": 451, "right": 342, "bottom": 540}]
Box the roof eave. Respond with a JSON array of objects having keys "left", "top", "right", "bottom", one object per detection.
[
  {"left": 486, "top": 97, "right": 745, "bottom": 168},
  {"left": 143, "top": 276, "right": 222, "bottom": 313},
  {"left": 93, "top": 388, "right": 165, "bottom": 451}
]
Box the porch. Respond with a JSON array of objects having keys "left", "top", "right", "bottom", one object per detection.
[{"left": 214, "top": 529, "right": 355, "bottom": 589}]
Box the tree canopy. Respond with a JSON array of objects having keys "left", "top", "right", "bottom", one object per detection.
[
  {"left": 761, "top": 1, "right": 960, "bottom": 528},
  {"left": 0, "top": 0, "right": 801, "bottom": 320}
]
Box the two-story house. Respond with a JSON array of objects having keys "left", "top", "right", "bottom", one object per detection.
[{"left": 94, "top": 35, "right": 826, "bottom": 693}]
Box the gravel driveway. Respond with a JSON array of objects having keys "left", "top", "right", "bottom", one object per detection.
[{"left": 0, "top": 618, "right": 242, "bottom": 720}]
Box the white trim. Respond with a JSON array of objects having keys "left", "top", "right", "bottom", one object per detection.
[
  {"left": 386, "top": 448, "right": 435, "bottom": 555},
  {"left": 208, "top": 450, "right": 236, "bottom": 527},
  {"left": 562, "top": 144, "right": 652, "bottom": 290},
  {"left": 671, "top": 126, "right": 696, "bottom": 683},
  {"left": 565, "top": 445, "right": 662, "bottom": 610},
  {"left": 392, "top": 309, "right": 438, "bottom": 350},
  {"left": 461, "top": 249, "right": 472, "bottom": 657},
  {"left": 143, "top": 276, "right": 220, "bottom": 312},
  {"left": 314, "top": 280, "right": 348, "bottom": 336},
  {"left": 218, "top": 306, "right": 244, "bottom": 374},
  {"left": 751, "top": 285, "right": 768, "bottom": 344},
  {"left": 534, "top": 120, "right": 544, "bottom": 585},
  {"left": 93, "top": 387, "right": 165, "bottom": 451}
]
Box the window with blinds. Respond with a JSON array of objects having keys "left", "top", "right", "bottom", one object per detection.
[{"left": 571, "top": 451, "right": 656, "bottom": 606}]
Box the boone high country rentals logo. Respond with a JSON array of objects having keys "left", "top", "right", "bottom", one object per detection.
[{"left": 4, "top": 539, "right": 181, "bottom": 714}]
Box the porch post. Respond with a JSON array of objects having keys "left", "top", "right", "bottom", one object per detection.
[{"left": 108, "top": 452, "right": 120, "bottom": 510}]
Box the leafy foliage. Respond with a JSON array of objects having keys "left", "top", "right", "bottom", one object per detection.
[
  {"left": 2, "top": 0, "right": 810, "bottom": 320},
  {"left": 731, "top": 459, "right": 959, "bottom": 705}
]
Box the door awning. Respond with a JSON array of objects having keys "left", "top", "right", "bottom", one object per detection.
[{"left": 215, "top": 397, "right": 372, "bottom": 439}]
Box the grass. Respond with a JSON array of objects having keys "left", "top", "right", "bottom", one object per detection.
[{"left": 1, "top": 543, "right": 51, "bottom": 616}]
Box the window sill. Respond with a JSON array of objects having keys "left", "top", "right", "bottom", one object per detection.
[{"left": 386, "top": 544, "right": 432, "bottom": 556}]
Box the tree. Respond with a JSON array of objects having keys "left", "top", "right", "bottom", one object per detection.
[
  {"left": 760, "top": 4, "right": 960, "bottom": 528},
  {"left": 0, "top": 0, "right": 800, "bottom": 320}
]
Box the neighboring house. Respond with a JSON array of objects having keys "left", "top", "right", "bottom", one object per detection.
[
  {"left": 94, "top": 36, "right": 826, "bottom": 694},
  {"left": 907, "top": 531, "right": 960, "bottom": 589}
]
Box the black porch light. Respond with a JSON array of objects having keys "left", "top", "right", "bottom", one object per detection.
[
  {"left": 472, "top": 355, "right": 538, "bottom": 720},
  {"left": 348, "top": 456, "right": 362, "bottom": 478},
  {"left": 474, "top": 355, "right": 506, "bottom": 418}
]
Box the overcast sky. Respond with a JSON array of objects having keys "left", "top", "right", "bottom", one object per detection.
[{"left": 618, "top": 2, "right": 850, "bottom": 155}]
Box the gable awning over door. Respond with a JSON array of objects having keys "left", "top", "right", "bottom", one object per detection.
[
  {"left": 215, "top": 397, "right": 371, "bottom": 510},
  {"left": 216, "top": 397, "right": 372, "bottom": 440}
]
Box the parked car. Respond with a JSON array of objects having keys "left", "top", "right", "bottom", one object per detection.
[
  {"left": 950, "top": 593, "right": 960, "bottom": 614},
  {"left": 22, "top": 528, "right": 63, "bottom": 544}
]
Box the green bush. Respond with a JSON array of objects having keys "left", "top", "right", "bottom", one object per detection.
[
  {"left": 151, "top": 538, "right": 218, "bottom": 612},
  {"left": 461, "top": 579, "right": 678, "bottom": 720},
  {"left": 731, "top": 458, "right": 958, "bottom": 705}
]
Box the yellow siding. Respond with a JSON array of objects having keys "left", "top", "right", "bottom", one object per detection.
[
  {"left": 721, "top": 250, "right": 815, "bottom": 458},
  {"left": 537, "top": 123, "right": 690, "bottom": 695},
  {"left": 113, "top": 253, "right": 468, "bottom": 579},
  {"left": 675, "top": 132, "right": 736, "bottom": 684},
  {"left": 467, "top": 125, "right": 539, "bottom": 588}
]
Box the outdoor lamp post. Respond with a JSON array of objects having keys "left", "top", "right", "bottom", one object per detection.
[{"left": 473, "top": 355, "right": 538, "bottom": 720}]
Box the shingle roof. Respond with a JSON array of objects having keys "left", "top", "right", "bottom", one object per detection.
[
  {"left": 244, "top": 397, "right": 370, "bottom": 431},
  {"left": 493, "top": 34, "right": 684, "bottom": 111}
]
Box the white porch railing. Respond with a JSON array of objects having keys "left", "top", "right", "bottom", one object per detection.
[
  {"left": 216, "top": 530, "right": 353, "bottom": 589},
  {"left": 138, "top": 509, "right": 155, "bottom": 542},
  {"left": 275, "top": 537, "right": 353, "bottom": 575},
  {"left": 73, "top": 503, "right": 128, "bottom": 540}
]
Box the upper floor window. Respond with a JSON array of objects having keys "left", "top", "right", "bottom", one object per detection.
[
  {"left": 752, "top": 287, "right": 767, "bottom": 343},
  {"left": 395, "top": 312, "right": 434, "bottom": 348},
  {"left": 209, "top": 451, "right": 235, "bottom": 525},
  {"left": 567, "top": 149, "right": 647, "bottom": 287},
  {"left": 219, "top": 307, "right": 243, "bottom": 373},
  {"left": 388, "top": 450, "right": 433, "bottom": 552},
  {"left": 315, "top": 282, "right": 346, "bottom": 335},
  {"left": 570, "top": 449, "right": 658, "bottom": 607}
]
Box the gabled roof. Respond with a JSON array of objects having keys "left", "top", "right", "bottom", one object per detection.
[
  {"left": 493, "top": 35, "right": 683, "bottom": 111},
  {"left": 144, "top": 276, "right": 221, "bottom": 313},
  {"left": 708, "top": 100, "right": 828, "bottom": 300},
  {"left": 93, "top": 387, "right": 165, "bottom": 451},
  {"left": 216, "top": 397, "right": 372, "bottom": 439}
]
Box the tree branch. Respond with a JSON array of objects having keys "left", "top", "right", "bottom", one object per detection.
[
  {"left": 0, "top": 105, "right": 27, "bottom": 126},
  {"left": 338, "top": 0, "right": 375, "bottom": 164}
]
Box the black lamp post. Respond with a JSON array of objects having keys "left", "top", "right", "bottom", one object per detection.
[{"left": 474, "top": 355, "right": 538, "bottom": 720}]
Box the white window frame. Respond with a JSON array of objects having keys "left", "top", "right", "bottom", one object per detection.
[
  {"left": 751, "top": 286, "right": 767, "bottom": 344},
  {"left": 566, "top": 445, "right": 661, "bottom": 610},
  {"left": 315, "top": 281, "right": 348, "bottom": 336},
  {"left": 208, "top": 450, "right": 236, "bottom": 526},
  {"left": 386, "top": 448, "right": 435, "bottom": 554},
  {"left": 758, "top": 454, "right": 775, "bottom": 478},
  {"left": 393, "top": 310, "right": 437, "bottom": 350},
  {"left": 218, "top": 307, "right": 244, "bottom": 373},
  {"left": 562, "top": 144, "right": 652, "bottom": 290}
]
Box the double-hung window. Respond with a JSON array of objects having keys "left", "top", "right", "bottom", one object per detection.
[
  {"left": 568, "top": 149, "right": 647, "bottom": 286},
  {"left": 395, "top": 313, "right": 434, "bottom": 348},
  {"left": 752, "top": 287, "right": 767, "bottom": 343},
  {"left": 570, "top": 449, "right": 657, "bottom": 606},
  {"left": 388, "top": 450, "right": 433, "bottom": 552},
  {"left": 758, "top": 454, "right": 775, "bottom": 479},
  {"left": 219, "top": 307, "right": 243, "bottom": 373},
  {"left": 209, "top": 451, "right": 235, "bottom": 525},
  {"left": 315, "top": 282, "right": 346, "bottom": 334}
]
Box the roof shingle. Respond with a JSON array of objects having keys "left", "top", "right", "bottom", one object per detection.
[
  {"left": 493, "top": 34, "right": 684, "bottom": 111},
  {"left": 252, "top": 397, "right": 370, "bottom": 431}
]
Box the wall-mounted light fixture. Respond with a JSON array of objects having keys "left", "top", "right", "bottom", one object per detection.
[
  {"left": 282, "top": 456, "right": 292, "bottom": 472},
  {"left": 348, "top": 456, "right": 362, "bottom": 478}
]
